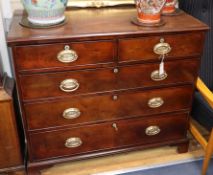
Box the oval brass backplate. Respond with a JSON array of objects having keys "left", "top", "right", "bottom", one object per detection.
[
  {"left": 153, "top": 38, "right": 172, "bottom": 55},
  {"left": 57, "top": 45, "right": 78, "bottom": 63},
  {"left": 151, "top": 70, "right": 168, "bottom": 81},
  {"left": 65, "top": 137, "right": 82, "bottom": 148},
  {"left": 148, "top": 97, "right": 164, "bottom": 108},
  {"left": 63, "top": 108, "right": 81, "bottom": 120},
  {"left": 145, "top": 126, "right": 161, "bottom": 136},
  {"left": 60, "top": 79, "right": 80, "bottom": 92}
]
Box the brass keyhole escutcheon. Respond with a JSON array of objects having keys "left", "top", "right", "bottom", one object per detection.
[
  {"left": 113, "top": 95, "right": 118, "bottom": 101},
  {"left": 113, "top": 68, "right": 119, "bottom": 74},
  {"left": 112, "top": 123, "right": 118, "bottom": 131}
]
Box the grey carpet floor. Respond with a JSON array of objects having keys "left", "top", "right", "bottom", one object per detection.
[{"left": 120, "top": 159, "right": 213, "bottom": 175}]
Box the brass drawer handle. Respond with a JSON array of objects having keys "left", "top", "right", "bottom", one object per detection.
[
  {"left": 153, "top": 38, "right": 172, "bottom": 55},
  {"left": 151, "top": 70, "right": 168, "bottom": 81},
  {"left": 148, "top": 97, "right": 164, "bottom": 108},
  {"left": 60, "top": 79, "right": 79, "bottom": 92},
  {"left": 145, "top": 126, "right": 161, "bottom": 136},
  {"left": 65, "top": 137, "right": 82, "bottom": 148},
  {"left": 63, "top": 108, "right": 81, "bottom": 120},
  {"left": 57, "top": 45, "right": 78, "bottom": 63}
]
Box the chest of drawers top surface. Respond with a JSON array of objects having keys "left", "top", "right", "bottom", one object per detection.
[{"left": 7, "top": 7, "right": 208, "bottom": 45}]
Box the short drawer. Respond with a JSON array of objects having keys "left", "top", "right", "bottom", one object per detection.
[
  {"left": 14, "top": 40, "right": 115, "bottom": 72},
  {"left": 29, "top": 113, "right": 188, "bottom": 161},
  {"left": 19, "top": 59, "right": 198, "bottom": 101},
  {"left": 118, "top": 32, "right": 205, "bottom": 63},
  {"left": 25, "top": 86, "right": 193, "bottom": 130}
]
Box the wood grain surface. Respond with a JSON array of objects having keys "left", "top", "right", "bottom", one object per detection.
[
  {"left": 7, "top": 7, "right": 208, "bottom": 175},
  {"left": 0, "top": 77, "right": 24, "bottom": 173},
  {"left": 7, "top": 8, "right": 208, "bottom": 45}
]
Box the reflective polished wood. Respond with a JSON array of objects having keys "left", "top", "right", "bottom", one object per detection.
[
  {"left": 7, "top": 7, "right": 208, "bottom": 175},
  {"left": 0, "top": 76, "right": 25, "bottom": 174}
]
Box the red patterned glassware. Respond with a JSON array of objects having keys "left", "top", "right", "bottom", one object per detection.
[
  {"left": 162, "top": 0, "right": 178, "bottom": 14},
  {"left": 135, "top": 0, "right": 166, "bottom": 24}
]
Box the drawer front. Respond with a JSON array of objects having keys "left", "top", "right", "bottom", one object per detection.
[
  {"left": 14, "top": 40, "right": 115, "bottom": 72},
  {"left": 29, "top": 113, "right": 188, "bottom": 161},
  {"left": 19, "top": 59, "right": 198, "bottom": 101},
  {"left": 25, "top": 86, "right": 193, "bottom": 130},
  {"left": 119, "top": 32, "right": 205, "bottom": 63}
]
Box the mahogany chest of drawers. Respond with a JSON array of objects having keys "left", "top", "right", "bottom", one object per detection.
[{"left": 7, "top": 7, "right": 208, "bottom": 174}]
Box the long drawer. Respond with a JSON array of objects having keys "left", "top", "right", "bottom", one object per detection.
[
  {"left": 25, "top": 86, "right": 193, "bottom": 130},
  {"left": 29, "top": 112, "right": 188, "bottom": 161},
  {"left": 14, "top": 40, "right": 116, "bottom": 72},
  {"left": 118, "top": 32, "right": 205, "bottom": 63},
  {"left": 19, "top": 59, "right": 198, "bottom": 101}
]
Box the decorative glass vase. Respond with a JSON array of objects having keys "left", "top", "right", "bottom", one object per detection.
[
  {"left": 21, "top": 0, "right": 68, "bottom": 26},
  {"left": 162, "top": 0, "right": 177, "bottom": 14},
  {"left": 135, "top": 0, "right": 166, "bottom": 24}
]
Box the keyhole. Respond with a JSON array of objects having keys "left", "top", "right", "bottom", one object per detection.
[
  {"left": 112, "top": 123, "right": 118, "bottom": 131},
  {"left": 113, "top": 95, "right": 118, "bottom": 100},
  {"left": 113, "top": 68, "right": 119, "bottom": 74}
]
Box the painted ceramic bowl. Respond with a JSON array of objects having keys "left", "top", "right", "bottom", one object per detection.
[
  {"left": 135, "top": 0, "right": 166, "bottom": 24},
  {"left": 21, "top": 0, "right": 68, "bottom": 25}
]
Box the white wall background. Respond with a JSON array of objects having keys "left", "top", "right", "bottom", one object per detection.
[
  {"left": 10, "top": 0, "right": 23, "bottom": 12},
  {"left": 0, "top": 0, "right": 24, "bottom": 77},
  {"left": 0, "top": 0, "right": 13, "bottom": 77}
]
